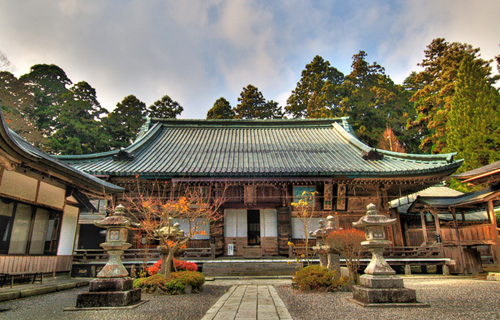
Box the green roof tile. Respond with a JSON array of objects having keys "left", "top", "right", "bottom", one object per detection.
[{"left": 55, "top": 118, "right": 462, "bottom": 178}]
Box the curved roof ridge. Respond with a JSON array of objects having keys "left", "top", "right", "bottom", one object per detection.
[{"left": 149, "top": 117, "right": 347, "bottom": 127}]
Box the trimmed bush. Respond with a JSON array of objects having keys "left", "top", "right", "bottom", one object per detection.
[
  {"left": 292, "top": 265, "right": 346, "bottom": 292},
  {"left": 134, "top": 271, "right": 205, "bottom": 295}
]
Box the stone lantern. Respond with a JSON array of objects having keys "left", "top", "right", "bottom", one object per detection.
[
  {"left": 350, "top": 204, "right": 428, "bottom": 307},
  {"left": 74, "top": 204, "right": 143, "bottom": 309},
  {"left": 353, "top": 203, "right": 397, "bottom": 276},
  {"left": 95, "top": 204, "right": 138, "bottom": 278},
  {"left": 311, "top": 215, "right": 342, "bottom": 276}
]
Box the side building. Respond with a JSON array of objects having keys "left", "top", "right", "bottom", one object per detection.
[
  {"left": 56, "top": 118, "right": 463, "bottom": 258},
  {"left": 0, "top": 110, "right": 123, "bottom": 276}
]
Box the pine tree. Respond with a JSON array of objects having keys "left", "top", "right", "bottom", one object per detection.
[
  {"left": 103, "top": 95, "right": 147, "bottom": 149},
  {"left": 338, "top": 51, "right": 418, "bottom": 150},
  {"left": 49, "top": 82, "right": 109, "bottom": 155},
  {"left": 148, "top": 95, "right": 183, "bottom": 118},
  {"left": 285, "top": 55, "right": 344, "bottom": 118},
  {"left": 206, "top": 97, "right": 234, "bottom": 119},
  {"left": 408, "top": 38, "right": 497, "bottom": 153},
  {"left": 446, "top": 55, "right": 500, "bottom": 173},
  {"left": 233, "top": 85, "right": 283, "bottom": 119}
]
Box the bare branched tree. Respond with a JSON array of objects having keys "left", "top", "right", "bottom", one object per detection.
[
  {"left": 0, "top": 50, "right": 16, "bottom": 72},
  {"left": 122, "top": 179, "right": 226, "bottom": 276}
]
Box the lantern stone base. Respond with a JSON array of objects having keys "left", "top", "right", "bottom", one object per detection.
[
  {"left": 350, "top": 275, "right": 429, "bottom": 308},
  {"left": 75, "top": 277, "right": 142, "bottom": 308}
]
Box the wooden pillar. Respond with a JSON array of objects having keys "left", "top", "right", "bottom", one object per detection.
[
  {"left": 404, "top": 220, "right": 410, "bottom": 247},
  {"left": 391, "top": 207, "right": 405, "bottom": 247},
  {"left": 451, "top": 207, "right": 467, "bottom": 275},
  {"left": 487, "top": 200, "right": 500, "bottom": 265},
  {"left": 430, "top": 208, "right": 443, "bottom": 255},
  {"left": 420, "top": 210, "right": 429, "bottom": 245}
]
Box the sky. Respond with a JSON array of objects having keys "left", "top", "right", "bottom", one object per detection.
[{"left": 0, "top": 0, "right": 499, "bottom": 119}]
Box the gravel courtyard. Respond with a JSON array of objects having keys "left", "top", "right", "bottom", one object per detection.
[
  {"left": 0, "top": 285, "right": 231, "bottom": 320},
  {"left": 276, "top": 277, "right": 500, "bottom": 320},
  {"left": 0, "top": 277, "right": 499, "bottom": 319}
]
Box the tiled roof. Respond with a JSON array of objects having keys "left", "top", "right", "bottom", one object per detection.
[
  {"left": 390, "top": 185, "right": 464, "bottom": 213},
  {"left": 410, "top": 185, "right": 499, "bottom": 209},
  {"left": 452, "top": 160, "right": 500, "bottom": 183},
  {"left": 55, "top": 118, "right": 463, "bottom": 179}
]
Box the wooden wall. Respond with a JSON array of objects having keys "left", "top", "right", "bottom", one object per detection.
[
  {"left": 0, "top": 255, "right": 72, "bottom": 273},
  {"left": 441, "top": 225, "right": 498, "bottom": 245}
]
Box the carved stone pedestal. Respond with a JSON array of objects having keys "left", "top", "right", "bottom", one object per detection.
[
  {"left": 350, "top": 275, "right": 423, "bottom": 307},
  {"left": 75, "top": 277, "right": 142, "bottom": 308}
]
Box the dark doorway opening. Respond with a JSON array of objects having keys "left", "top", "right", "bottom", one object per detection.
[{"left": 247, "top": 210, "right": 260, "bottom": 246}]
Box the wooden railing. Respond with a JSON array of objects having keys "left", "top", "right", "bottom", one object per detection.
[
  {"left": 0, "top": 255, "right": 73, "bottom": 274},
  {"left": 288, "top": 245, "right": 441, "bottom": 259},
  {"left": 73, "top": 246, "right": 216, "bottom": 263}
]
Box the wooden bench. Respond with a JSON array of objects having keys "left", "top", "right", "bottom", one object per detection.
[{"left": 0, "top": 272, "right": 43, "bottom": 288}]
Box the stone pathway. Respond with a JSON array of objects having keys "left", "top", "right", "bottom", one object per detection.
[{"left": 201, "top": 284, "right": 292, "bottom": 320}]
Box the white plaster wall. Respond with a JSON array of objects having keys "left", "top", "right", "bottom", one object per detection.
[
  {"left": 224, "top": 209, "right": 247, "bottom": 237},
  {"left": 260, "top": 209, "right": 277, "bottom": 237},
  {"left": 291, "top": 217, "right": 321, "bottom": 239},
  {"left": 37, "top": 181, "right": 65, "bottom": 209},
  {"left": 0, "top": 170, "right": 37, "bottom": 201},
  {"left": 57, "top": 205, "right": 79, "bottom": 255}
]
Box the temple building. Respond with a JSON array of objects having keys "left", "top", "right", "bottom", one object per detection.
[
  {"left": 390, "top": 161, "right": 500, "bottom": 274},
  {"left": 0, "top": 111, "right": 123, "bottom": 276},
  {"left": 57, "top": 118, "right": 463, "bottom": 258}
]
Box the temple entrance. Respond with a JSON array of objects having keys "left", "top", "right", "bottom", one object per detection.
[
  {"left": 247, "top": 210, "right": 261, "bottom": 246},
  {"left": 224, "top": 208, "right": 278, "bottom": 256}
]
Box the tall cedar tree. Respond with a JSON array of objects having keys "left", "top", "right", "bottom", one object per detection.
[
  {"left": 286, "top": 55, "right": 344, "bottom": 118},
  {"left": 206, "top": 97, "right": 235, "bottom": 119},
  {"left": 49, "top": 82, "right": 110, "bottom": 155},
  {"left": 233, "top": 84, "right": 283, "bottom": 119},
  {"left": 19, "top": 64, "right": 72, "bottom": 134},
  {"left": 103, "top": 94, "right": 147, "bottom": 149},
  {"left": 408, "top": 38, "right": 497, "bottom": 153},
  {"left": 148, "top": 95, "right": 183, "bottom": 118},
  {"left": 445, "top": 55, "right": 500, "bottom": 173},
  {"left": 338, "top": 51, "right": 419, "bottom": 150}
]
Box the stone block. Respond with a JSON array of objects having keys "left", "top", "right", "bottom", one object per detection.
[
  {"left": 487, "top": 272, "right": 500, "bottom": 281},
  {"left": 76, "top": 288, "right": 141, "bottom": 308},
  {"left": 352, "top": 286, "right": 417, "bottom": 304},
  {"left": 359, "top": 275, "right": 405, "bottom": 289},
  {"left": 89, "top": 277, "right": 133, "bottom": 292}
]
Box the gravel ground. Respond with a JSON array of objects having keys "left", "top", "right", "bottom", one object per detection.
[
  {"left": 0, "top": 285, "right": 231, "bottom": 320},
  {"left": 275, "top": 277, "right": 500, "bottom": 320}
]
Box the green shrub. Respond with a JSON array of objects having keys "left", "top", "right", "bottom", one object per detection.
[
  {"left": 164, "top": 279, "right": 186, "bottom": 295},
  {"left": 133, "top": 273, "right": 167, "bottom": 293},
  {"left": 133, "top": 277, "right": 146, "bottom": 288},
  {"left": 171, "top": 271, "right": 205, "bottom": 288},
  {"left": 292, "top": 265, "right": 346, "bottom": 291},
  {"left": 134, "top": 271, "right": 205, "bottom": 295}
]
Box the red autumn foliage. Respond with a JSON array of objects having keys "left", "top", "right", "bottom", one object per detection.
[
  {"left": 325, "top": 228, "right": 365, "bottom": 281},
  {"left": 147, "top": 259, "right": 198, "bottom": 275}
]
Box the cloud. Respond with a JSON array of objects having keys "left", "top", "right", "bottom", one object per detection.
[{"left": 0, "top": 0, "right": 498, "bottom": 119}]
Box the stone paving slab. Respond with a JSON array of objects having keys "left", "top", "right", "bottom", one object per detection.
[
  {"left": 0, "top": 278, "right": 90, "bottom": 302},
  {"left": 201, "top": 284, "right": 292, "bottom": 320}
]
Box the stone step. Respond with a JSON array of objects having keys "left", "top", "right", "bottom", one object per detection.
[{"left": 202, "top": 262, "right": 301, "bottom": 277}]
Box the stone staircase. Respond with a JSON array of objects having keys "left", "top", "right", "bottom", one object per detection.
[{"left": 201, "top": 260, "right": 302, "bottom": 277}]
